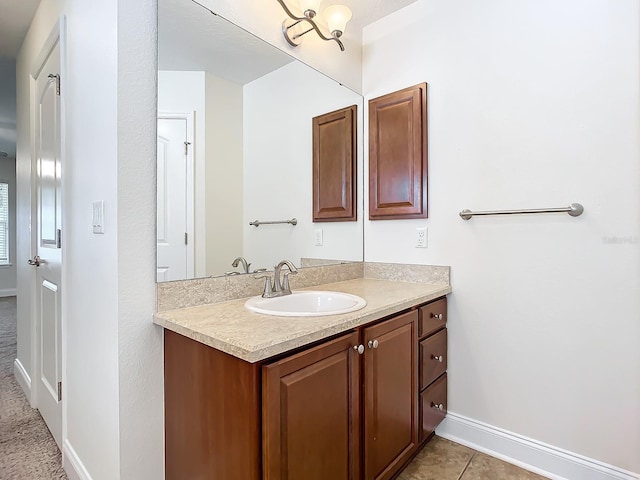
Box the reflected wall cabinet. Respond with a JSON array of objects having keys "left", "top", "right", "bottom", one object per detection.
[
  {"left": 313, "top": 105, "right": 357, "bottom": 222},
  {"left": 369, "top": 83, "right": 428, "bottom": 220}
]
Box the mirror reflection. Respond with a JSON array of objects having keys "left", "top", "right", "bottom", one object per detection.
[{"left": 157, "top": 0, "right": 364, "bottom": 282}]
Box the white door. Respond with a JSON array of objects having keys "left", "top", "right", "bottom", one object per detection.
[
  {"left": 31, "top": 41, "right": 63, "bottom": 447},
  {"left": 156, "top": 115, "right": 193, "bottom": 281}
]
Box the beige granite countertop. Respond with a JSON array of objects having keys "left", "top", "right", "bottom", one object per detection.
[{"left": 154, "top": 278, "right": 451, "bottom": 363}]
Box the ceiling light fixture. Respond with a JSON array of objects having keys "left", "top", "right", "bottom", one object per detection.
[{"left": 277, "top": 0, "right": 352, "bottom": 51}]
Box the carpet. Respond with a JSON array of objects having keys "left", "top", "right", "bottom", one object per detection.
[{"left": 0, "top": 296, "right": 67, "bottom": 479}]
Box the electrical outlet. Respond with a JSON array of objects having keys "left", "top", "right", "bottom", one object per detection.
[
  {"left": 416, "top": 227, "right": 427, "bottom": 248},
  {"left": 314, "top": 229, "right": 323, "bottom": 246}
]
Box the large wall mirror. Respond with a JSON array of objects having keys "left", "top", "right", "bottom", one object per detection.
[{"left": 157, "top": 0, "right": 364, "bottom": 282}]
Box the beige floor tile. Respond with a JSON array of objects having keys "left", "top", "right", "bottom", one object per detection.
[
  {"left": 397, "top": 437, "right": 475, "bottom": 480},
  {"left": 461, "top": 452, "right": 549, "bottom": 480}
]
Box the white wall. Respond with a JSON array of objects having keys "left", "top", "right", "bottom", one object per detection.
[
  {"left": 204, "top": 73, "right": 243, "bottom": 276},
  {"left": 116, "top": 0, "right": 163, "bottom": 477},
  {"left": 363, "top": 0, "right": 640, "bottom": 473},
  {"left": 243, "top": 60, "right": 363, "bottom": 271},
  {"left": 196, "top": 0, "right": 362, "bottom": 93},
  {"left": 17, "top": 1, "right": 162, "bottom": 479},
  {"left": 0, "top": 158, "right": 16, "bottom": 295}
]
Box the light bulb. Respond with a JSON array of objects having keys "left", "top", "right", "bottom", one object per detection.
[
  {"left": 298, "top": 0, "right": 323, "bottom": 18},
  {"left": 323, "top": 5, "right": 352, "bottom": 38}
]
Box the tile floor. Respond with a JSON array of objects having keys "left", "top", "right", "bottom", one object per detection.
[{"left": 399, "top": 437, "right": 549, "bottom": 480}]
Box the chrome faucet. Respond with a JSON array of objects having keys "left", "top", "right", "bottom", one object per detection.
[
  {"left": 274, "top": 260, "right": 298, "bottom": 295},
  {"left": 231, "top": 256, "right": 251, "bottom": 274},
  {"left": 255, "top": 260, "right": 298, "bottom": 298}
]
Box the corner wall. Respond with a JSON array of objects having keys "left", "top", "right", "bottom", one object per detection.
[{"left": 363, "top": 0, "right": 640, "bottom": 473}]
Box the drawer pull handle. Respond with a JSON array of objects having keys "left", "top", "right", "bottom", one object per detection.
[
  {"left": 367, "top": 339, "right": 379, "bottom": 349},
  {"left": 431, "top": 313, "right": 443, "bottom": 320},
  {"left": 353, "top": 344, "right": 365, "bottom": 355},
  {"left": 431, "top": 354, "right": 444, "bottom": 362},
  {"left": 431, "top": 402, "right": 444, "bottom": 410}
]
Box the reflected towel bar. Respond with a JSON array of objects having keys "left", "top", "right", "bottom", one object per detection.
[
  {"left": 249, "top": 218, "right": 298, "bottom": 227},
  {"left": 459, "top": 203, "right": 584, "bottom": 220}
]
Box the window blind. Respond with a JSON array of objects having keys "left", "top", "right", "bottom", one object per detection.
[{"left": 0, "top": 183, "right": 9, "bottom": 264}]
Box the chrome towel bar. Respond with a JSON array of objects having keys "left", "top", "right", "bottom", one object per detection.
[
  {"left": 249, "top": 218, "right": 298, "bottom": 227},
  {"left": 460, "top": 203, "right": 584, "bottom": 220}
]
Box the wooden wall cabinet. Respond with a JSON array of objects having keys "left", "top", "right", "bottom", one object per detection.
[
  {"left": 313, "top": 105, "right": 357, "bottom": 222},
  {"left": 165, "top": 297, "right": 447, "bottom": 480},
  {"left": 369, "top": 83, "right": 427, "bottom": 220}
]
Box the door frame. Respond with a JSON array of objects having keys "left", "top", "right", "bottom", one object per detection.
[
  {"left": 157, "top": 111, "right": 195, "bottom": 279},
  {"left": 27, "top": 15, "right": 67, "bottom": 442}
]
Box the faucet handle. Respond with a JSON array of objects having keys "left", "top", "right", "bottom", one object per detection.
[
  {"left": 254, "top": 272, "right": 274, "bottom": 298},
  {"left": 281, "top": 269, "right": 297, "bottom": 294}
]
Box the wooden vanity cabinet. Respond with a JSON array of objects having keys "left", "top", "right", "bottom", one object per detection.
[{"left": 164, "top": 297, "right": 446, "bottom": 480}]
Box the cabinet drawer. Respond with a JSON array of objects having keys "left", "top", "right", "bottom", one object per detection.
[
  {"left": 418, "top": 297, "right": 447, "bottom": 338},
  {"left": 419, "top": 328, "right": 447, "bottom": 390},
  {"left": 419, "top": 373, "right": 447, "bottom": 442}
]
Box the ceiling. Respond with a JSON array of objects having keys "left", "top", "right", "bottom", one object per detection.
[
  {"left": 159, "top": 0, "right": 418, "bottom": 85},
  {"left": 0, "top": 0, "right": 41, "bottom": 58},
  {"left": 159, "top": 0, "right": 294, "bottom": 84}
]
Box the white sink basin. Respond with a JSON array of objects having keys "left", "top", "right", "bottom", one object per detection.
[{"left": 245, "top": 290, "right": 367, "bottom": 317}]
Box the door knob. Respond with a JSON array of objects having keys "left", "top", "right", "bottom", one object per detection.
[
  {"left": 353, "top": 344, "right": 365, "bottom": 355},
  {"left": 431, "top": 313, "right": 443, "bottom": 320},
  {"left": 27, "top": 256, "right": 41, "bottom": 267},
  {"left": 431, "top": 354, "right": 443, "bottom": 362},
  {"left": 367, "top": 339, "right": 379, "bottom": 349}
]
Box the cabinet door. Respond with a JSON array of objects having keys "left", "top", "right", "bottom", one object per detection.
[
  {"left": 369, "top": 83, "right": 427, "bottom": 220},
  {"left": 363, "top": 310, "right": 418, "bottom": 480},
  {"left": 263, "top": 332, "right": 361, "bottom": 480},
  {"left": 313, "top": 105, "right": 357, "bottom": 222}
]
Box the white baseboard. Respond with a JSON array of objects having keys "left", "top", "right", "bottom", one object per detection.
[
  {"left": 0, "top": 288, "right": 17, "bottom": 297},
  {"left": 63, "top": 439, "right": 93, "bottom": 480},
  {"left": 13, "top": 358, "right": 31, "bottom": 398},
  {"left": 436, "top": 412, "right": 639, "bottom": 480}
]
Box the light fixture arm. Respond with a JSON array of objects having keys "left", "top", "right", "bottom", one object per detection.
[{"left": 276, "top": 0, "right": 345, "bottom": 51}]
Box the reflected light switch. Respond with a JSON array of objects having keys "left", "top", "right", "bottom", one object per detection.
[{"left": 93, "top": 201, "right": 104, "bottom": 234}]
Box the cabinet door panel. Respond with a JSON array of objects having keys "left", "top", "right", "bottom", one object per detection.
[
  {"left": 263, "top": 332, "right": 361, "bottom": 480},
  {"left": 369, "top": 83, "right": 427, "bottom": 220},
  {"left": 364, "top": 310, "right": 418, "bottom": 480},
  {"left": 313, "top": 105, "right": 357, "bottom": 222},
  {"left": 419, "top": 328, "right": 447, "bottom": 390}
]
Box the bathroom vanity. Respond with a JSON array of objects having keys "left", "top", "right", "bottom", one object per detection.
[{"left": 155, "top": 277, "right": 450, "bottom": 480}]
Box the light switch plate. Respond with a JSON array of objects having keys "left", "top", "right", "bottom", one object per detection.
[
  {"left": 92, "top": 201, "right": 104, "bottom": 234},
  {"left": 314, "top": 229, "right": 323, "bottom": 246}
]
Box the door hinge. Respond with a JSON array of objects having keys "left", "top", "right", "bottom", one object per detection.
[
  {"left": 56, "top": 229, "right": 62, "bottom": 248},
  {"left": 48, "top": 74, "right": 61, "bottom": 96},
  {"left": 184, "top": 232, "right": 188, "bottom": 245},
  {"left": 57, "top": 381, "right": 62, "bottom": 402}
]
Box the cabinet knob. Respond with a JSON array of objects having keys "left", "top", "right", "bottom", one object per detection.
[
  {"left": 367, "top": 339, "right": 379, "bottom": 349},
  {"left": 431, "top": 354, "right": 443, "bottom": 362},
  {"left": 353, "top": 344, "right": 365, "bottom": 355},
  {"left": 431, "top": 402, "right": 444, "bottom": 410},
  {"left": 431, "top": 313, "right": 443, "bottom": 320}
]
